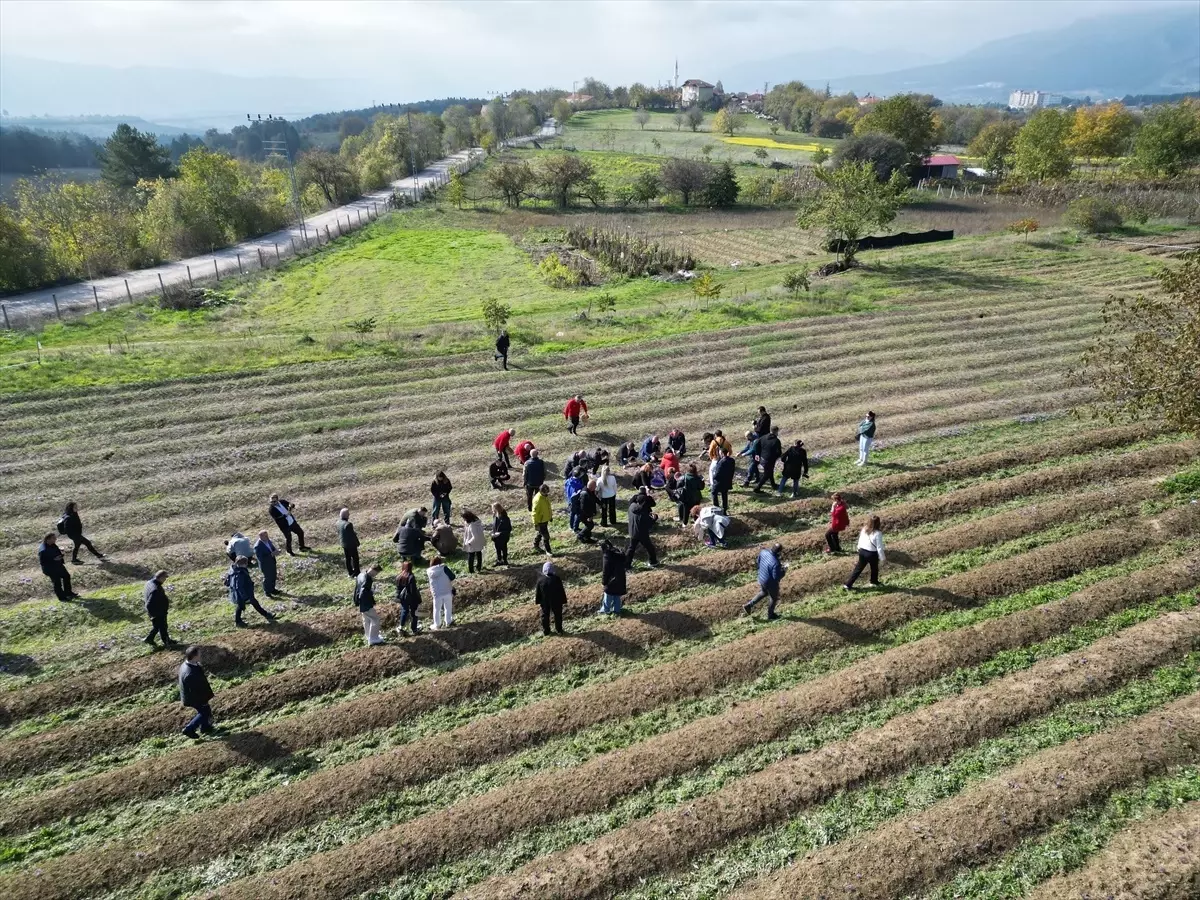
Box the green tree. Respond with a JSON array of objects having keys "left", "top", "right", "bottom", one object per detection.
[
  {"left": 1011, "top": 109, "right": 1073, "bottom": 180},
  {"left": 446, "top": 170, "right": 467, "bottom": 209},
  {"left": 486, "top": 157, "right": 534, "bottom": 207},
  {"left": 685, "top": 106, "right": 705, "bottom": 132},
  {"left": 1064, "top": 197, "right": 1123, "bottom": 234},
  {"left": 782, "top": 267, "right": 811, "bottom": 296},
  {"left": 0, "top": 203, "right": 50, "bottom": 292},
  {"left": 440, "top": 105, "right": 473, "bottom": 152},
  {"left": 99, "top": 123, "right": 174, "bottom": 190},
  {"left": 967, "top": 120, "right": 1021, "bottom": 178},
  {"left": 481, "top": 297, "right": 512, "bottom": 333},
  {"left": 631, "top": 170, "right": 661, "bottom": 206},
  {"left": 832, "top": 132, "right": 909, "bottom": 181},
  {"left": 754, "top": 147, "right": 769, "bottom": 164},
  {"left": 661, "top": 157, "right": 711, "bottom": 205},
  {"left": 712, "top": 107, "right": 745, "bottom": 136},
  {"left": 703, "top": 161, "right": 740, "bottom": 206},
  {"left": 552, "top": 98, "right": 573, "bottom": 126},
  {"left": 811, "top": 146, "right": 831, "bottom": 166},
  {"left": 692, "top": 271, "right": 723, "bottom": 305},
  {"left": 854, "top": 94, "right": 938, "bottom": 175},
  {"left": 634, "top": 108, "right": 650, "bottom": 130},
  {"left": 796, "top": 161, "right": 908, "bottom": 265},
  {"left": 297, "top": 149, "right": 359, "bottom": 206},
  {"left": 1131, "top": 101, "right": 1200, "bottom": 177},
  {"left": 338, "top": 116, "right": 367, "bottom": 141},
  {"left": 536, "top": 153, "right": 597, "bottom": 208},
  {"left": 1072, "top": 251, "right": 1200, "bottom": 433}
]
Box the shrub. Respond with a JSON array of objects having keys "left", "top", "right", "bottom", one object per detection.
[
  {"left": 692, "top": 271, "right": 723, "bottom": 304},
  {"left": 782, "top": 268, "right": 811, "bottom": 295},
  {"left": 348, "top": 316, "right": 378, "bottom": 334},
  {"left": 481, "top": 297, "right": 512, "bottom": 332},
  {"left": 1006, "top": 218, "right": 1040, "bottom": 241},
  {"left": 565, "top": 226, "right": 694, "bottom": 276},
  {"left": 1064, "top": 197, "right": 1124, "bottom": 234},
  {"left": 539, "top": 252, "right": 582, "bottom": 288}
]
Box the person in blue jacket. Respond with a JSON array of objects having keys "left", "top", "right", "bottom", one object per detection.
[
  {"left": 742, "top": 543, "right": 787, "bottom": 620},
  {"left": 224, "top": 556, "right": 277, "bottom": 627}
]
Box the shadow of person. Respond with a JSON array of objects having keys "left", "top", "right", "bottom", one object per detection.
[
  {"left": 77, "top": 597, "right": 141, "bottom": 623},
  {"left": 99, "top": 559, "right": 154, "bottom": 581}
]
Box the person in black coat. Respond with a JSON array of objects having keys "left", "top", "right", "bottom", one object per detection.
[
  {"left": 599, "top": 540, "right": 628, "bottom": 614},
  {"left": 712, "top": 450, "right": 736, "bottom": 511},
  {"left": 625, "top": 488, "right": 659, "bottom": 569},
  {"left": 393, "top": 519, "right": 430, "bottom": 566},
  {"left": 573, "top": 482, "right": 599, "bottom": 542},
  {"left": 617, "top": 441, "right": 639, "bottom": 468},
  {"left": 489, "top": 453, "right": 512, "bottom": 490},
  {"left": 337, "top": 508, "right": 361, "bottom": 578},
  {"left": 268, "top": 494, "right": 309, "bottom": 555},
  {"left": 753, "top": 407, "right": 772, "bottom": 437},
  {"left": 59, "top": 501, "right": 105, "bottom": 563},
  {"left": 395, "top": 560, "right": 422, "bottom": 634},
  {"left": 179, "top": 645, "right": 216, "bottom": 739},
  {"left": 494, "top": 330, "right": 511, "bottom": 369},
  {"left": 38, "top": 533, "right": 77, "bottom": 602},
  {"left": 143, "top": 570, "right": 176, "bottom": 648},
  {"left": 535, "top": 561, "right": 567, "bottom": 635},
  {"left": 490, "top": 502, "right": 512, "bottom": 565},
  {"left": 523, "top": 449, "right": 546, "bottom": 512},
  {"left": 754, "top": 426, "right": 783, "bottom": 492},
  {"left": 667, "top": 429, "right": 687, "bottom": 457},
  {"left": 778, "top": 439, "right": 810, "bottom": 498}
]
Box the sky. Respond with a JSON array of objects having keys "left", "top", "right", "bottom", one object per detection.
[{"left": 0, "top": 0, "right": 1196, "bottom": 119}]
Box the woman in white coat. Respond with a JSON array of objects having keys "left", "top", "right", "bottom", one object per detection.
[
  {"left": 461, "top": 510, "right": 486, "bottom": 573},
  {"left": 597, "top": 464, "right": 619, "bottom": 527},
  {"left": 426, "top": 555, "right": 457, "bottom": 629},
  {"left": 844, "top": 515, "right": 886, "bottom": 589}
]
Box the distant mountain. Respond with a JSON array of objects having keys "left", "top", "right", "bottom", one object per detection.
[
  {"left": 0, "top": 115, "right": 194, "bottom": 139},
  {"left": 826, "top": 7, "right": 1200, "bottom": 103},
  {"left": 722, "top": 47, "right": 938, "bottom": 93}
]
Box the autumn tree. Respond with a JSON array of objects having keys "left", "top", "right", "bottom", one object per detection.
[
  {"left": 797, "top": 161, "right": 908, "bottom": 265},
  {"left": 967, "top": 119, "right": 1021, "bottom": 178},
  {"left": 1011, "top": 109, "right": 1073, "bottom": 180},
  {"left": 1068, "top": 102, "right": 1137, "bottom": 162},
  {"left": 712, "top": 107, "right": 746, "bottom": 136}
]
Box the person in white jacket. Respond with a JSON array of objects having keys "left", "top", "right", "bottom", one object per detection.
[
  {"left": 597, "top": 464, "right": 619, "bottom": 527},
  {"left": 461, "top": 510, "right": 486, "bottom": 573},
  {"left": 426, "top": 556, "right": 457, "bottom": 629},
  {"left": 692, "top": 505, "right": 730, "bottom": 548},
  {"left": 844, "top": 515, "right": 886, "bottom": 589}
]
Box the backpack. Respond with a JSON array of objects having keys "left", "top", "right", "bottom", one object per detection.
[{"left": 55, "top": 515, "right": 69, "bottom": 535}]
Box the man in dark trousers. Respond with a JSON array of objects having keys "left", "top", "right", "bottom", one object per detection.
[
  {"left": 754, "top": 425, "right": 784, "bottom": 493},
  {"left": 337, "top": 507, "right": 361, "bottom": 578},
  {"left": 535, "top": 561, "right": 567, "bottom": 635},
  {"left": 712, "top": 449, "right": 735, "bottom": 511},
  {"left": 225, "top": 556, "right": 277, "bottom": 627},
  {"left": 779, "top": 439, "right": 810, "bottom": 498},
  {"left": 254, "top": 530, "right": 280, "bottom": 597},
  {"left": 393, "top": 517, "right": 430, "bottom": 566},
  {"left": 143, "top": 570, "right": 176, "bottom": 648},
  {"left": 494, "top": 330, "right": 511, "bottom": 369},
  {"left": 573, "top": 481, "right": 599, "bottom": 542},
  {"left": 268, "top": 493, "right": 309, "bottom": 555},
  {"left": 625, "top": 487, "right": 659, "bottom": 569},
  {"left": 179, "top": 645, "right": 216, "bottom": 739},
  {"left": 743, "top": 542, "right": 787, "bottom": 621},
  {"left": 563, "top": 394, "right": 588, "bottom": 435},
  {"left": 753, "top": 406, "right": 772, "bottom": 437},
  {"left": 523, "top": 449, "right": 546, "bottom": 512},
  {"left": 38, "top": 533, "right": 77, "bottom": 602},
  {"left": 59, "top": 501, "right": 105, "bottom": 563}
]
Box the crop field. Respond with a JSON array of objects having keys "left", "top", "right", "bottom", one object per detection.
[{"left": 2, "top": 188, "right": 1200, "bottom": 900}]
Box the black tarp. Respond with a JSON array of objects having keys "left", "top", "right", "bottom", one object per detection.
[{"left": 827, "top": 229, "right": 954, "bottom": 254}]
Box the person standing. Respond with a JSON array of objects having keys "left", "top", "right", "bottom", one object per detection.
[
  {"left": 779, "top": 439, "right": 809, "bottom": 498},
  {"left": 754, "top": 426, "right": 783, "bottom": 493},
  {"left": 430, "top": 471, "right": 453, "bottom": 523},
  {"left": 253, "top": 530, "right": 280, "bottom": 596},
  {"left": 743, "top": 543, "right": 786, "bottom": 620},
  {"left": 708, "top": 430, "right": 733, "bottom": 460},
  {"left": 753, "top": 406, "right": 772, "bottom": 437},
  {"left": 337, "top": 508, "right": 361, "bottom": 578},
  {"left": 494, "top": 428, "right": 517, "bottom": 468},
  {"left": 563, "top": 394, "right": 589, "bottom": 435},
  {"left": 395, "top": 560, "right": 421, "bottom": 635},
  {"left": 676, "top": 463, "right": 705, "bottom": 526},
  {"left": 597, "top": 464, "right": 619, "bottom": 527},
  {"left": 268, "top": 494, "right": 309, "bottom": 555},
  {"left": 737, "top": 431, "right": 761, "bottom": 487},
  {"left": 535, "top": 561, "right": 567, "bottom": 635},
  {"left": 857, "top": 411, "right": 877, "bottom": 466},
  {"left": 494, "top": 330, "right": 511, "bottom": 370},
  {"left": 462, "top": 510, "right": 486, "bottom": 573},
  {"left": 490, "top": 502, "right": 512, "bottom": 566},
  {"left": 354, "top": 563, "right": 385, "bottom": 646},
  {"left": 625, "top": 487, "right": 659, "bottom": 569},
  {"left": 712, "top": 449, "right": 735, "bottom": 511},
  {"left": 58, "top": 501, "right": 105, "bottom": 563},
  {"left": 38, "top": 533, "right": 77, "bottom": 602},
  {"left": 599, "top": 540, "right": 628, "bottom": 615},
  {"left": 825, "top": 492, "right": 850, "bottom": 554},
  {"left": 143, "top": 570, "right": 175, "bottom": 648},
  {"left": 523, "top": 449, "right": 546, "bottom": 512},
  {"left": 564, "top": 468, "right": 585, "bottom": 533},
  {"left": 532, "top": 484, "right": 554, "bottom": 555},
  {"left": 225, "top": 556, "right": 276, "bottom": 627},
  {"left": 179, "top": 645, "right": 215, "bottom": 740},
  {"left": 426, "top": 556, "right": 457, "bottom": 630},
  {"left": 844, "top": 516, "right": 886, "bottom": 589}
]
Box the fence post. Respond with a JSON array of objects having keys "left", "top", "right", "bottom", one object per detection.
[
  {"left": 93, "top": 285, "right": 100, "bottom": 311},
  {"left": 236, "top": 252, "right": 243, "bottom": 275},
  {"left": 257, "top": 247, "right": 265, "bottom": 268},
  {"left": 125, "top": 278, "right": 133, "bottom": 302},
  {"left": 1, "top": 304, "right": 8, "bottom": 331},
  {"left": 214, "top": 259, "right": 220, "bottom": 280},
  {"left": 158, "top": 272, "right": 167, "bottom": 299},
  {"left": 186, "top": 264, "right": 193, "bottom": 287},
  {"left": 53, "top": 294, "right": 61, "bottom": 319},
  {"left": 357, "top": 209, "right": 363, "bottom": 226},
  {"left": 326, "top": 225, "right": 332, "bottom": 241},
  {"left": 291, "top": 236, "right": 298, "bottom": 254}
]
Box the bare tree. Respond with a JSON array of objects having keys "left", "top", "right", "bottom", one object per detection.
[
  {"left": 634, "top": 108, "right": 651, "bottom": 130},
  {"left": 661, "top": 157, "right": 712, "bottom": 205}
]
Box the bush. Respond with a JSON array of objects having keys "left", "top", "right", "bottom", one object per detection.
[
  {"left": 538, "top": 252, "right": 583, "bottom": 288},
  {"left": 782, "top": 268, "right": 811, "bottom": 295},
  {"left": 1006, "top": 218, "right": 1040, "bottom": 241},
  {"left": 481, "top": 297, "right": 512, "bottom": 332},
  {"left": 1065, "top": 197, "right": 1123, "bottom": 234},
  {"left": 565, "top": 226, "right": 694, "bottom": 276}
]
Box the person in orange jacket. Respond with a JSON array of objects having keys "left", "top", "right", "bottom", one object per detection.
[{"left": 563, "top": 394, "right": 589, "bottom": 435}]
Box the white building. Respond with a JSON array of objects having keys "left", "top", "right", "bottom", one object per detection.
[
  {"left": 1008, "top": 89, "right": 1066, "bottom": 110},
  {"left": 681, "top": 79, "right": 714, "bottom": 106}
]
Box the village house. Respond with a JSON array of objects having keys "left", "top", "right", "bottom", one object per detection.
[{"left": 680, "top": 79, "right": 714, "bottom": 106}]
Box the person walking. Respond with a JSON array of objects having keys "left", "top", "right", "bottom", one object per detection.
[
  {"left": 531, "top": 484, "right": 554, "bottom": 555},
  {"left": 676, "top": 463, "right": 705, "bottom": 526},
  {"left": 844, "top": 516, "right": 886, "bottom": 589},
  {"left": 856, "top": 411, "right": 877, "bottom": 466},
  {"left": 743, "top": 543, "right": 786, "bottom": 620},
  {"left": 753, "top": 406, "right": 772, "bottom": 437},
  {"left": 489, "top": 453, "right": 512, "bottom": 490},
  {"left": 337, "top": 508, "right": 361, "bottom": 578},
  {"left": 58, "top": 501, "right": 105, "bottom": 563},
  {"left": 625, "top": 487, "right": 659, "bottom": 569},
  {"left": 597, "top": 464, "right": 619, "bottom": 527},
  {"left": 490, "top": 502, "right": 512, "bottom": 566},
  {"left": 494, "top": 330, "right": 510, "bottom": 369},
  {"left": 38, "top": 533, "right": 77, "bottom": 602},
  {"left": 737, "top": 431, "right": 762, "bottom": 487},
  {"left": 494, "top": 428, "right": 517, "bottom": 468},
  {"left": 253, "top": 530, "right": 280, "bottom": 597},
  {"left": 225, "top": 556, "right": 276, "bottom": 627},
  {"left": 225, "top": 531, "right": 254, "bottom": 563},
  {"left": 563, "top": 394, "right": 589, "bottom": 435},
  {"left": 535, "top": 561, "right": 567, "bottom": 635},
  {"left": 779, "top": 439, "right": 809, "bottom": 498},
  {"left": 179, "top": 645, "right": 215, "bottom": 740},
  {"left": 462, "top": 510, "right": 486, "bottom": 573},
  {"left": 825, "top": 492, "right": 850, "bottom": 554},
  {"left": 395, "top": 560, "right": 422, "bottom": 635},
  {"left": 143, "top": 570, "right": 176, "bottom": 648},
  {"left": 574, "top": 480, "right": 599, "bottom": 542},
  {"left": 598, "top": 539, "right": 627, "bottom": 615},
  {"left": 268, "top": 494, "right": 309, "bottom": 555},
  {"left": 754, "top": 425, "right": 783, "bottom": 493},
  {"left": 354, "top": 563, "right": 385, "bottom": 646},
  {"left": 430, "top": 471, "right": 453, "bottom": 523},
  {"left": 523, "top": 449, "right": 546, "bottom": 512},
  {"left": 426, "top": 556, "right": 457, "bottom": 630},
  {"left": 712, "top": 448, "right": 736, "bottom": 511}
]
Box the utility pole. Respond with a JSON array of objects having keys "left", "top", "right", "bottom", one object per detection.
[
  {"left": 406, "top": 107, "right": 419, "bottom": 202},
  {"left": 257, "top": 113, "right": 307, "bottom": 240}
]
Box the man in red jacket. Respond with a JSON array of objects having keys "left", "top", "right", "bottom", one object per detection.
[
  {"left": 514, "top": 439, "right": 537, "bottom": 466},
  {"left": 563, "top": 394, "right": 589, "bottom": 435},
  {"left": 494, "top": 428, "right": 516, "bottom": 467}
]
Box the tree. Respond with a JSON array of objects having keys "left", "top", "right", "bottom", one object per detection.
[
  {"left": 1006, "top": 218, "right": 1039, "bottom": 241},
  {"left": 1064, "top": 197, "right": 1123, "bottom": 234},
  {"left": 967, "top": 120, "right": 1020, "bottom": 178},
  {"left": 481, "top": 297, "right": 512, "bottom": 333},
  {"left": 0, "top": 203, "right": 50, "bottom": 293},
  {"left": 486, "top": 157, "right": 534, "bottom": 207},
  {"left": 297, "top": 149, "right": 359, "bottom": 206},
  {"left": 631, "top": 170, "right": 661, "bottom": 206},
  {"left": 1068, "top": 102, "right": 1136, "bottom": 162},
  {"left": 99, "top": 123, "right": 173, "bottom": 190},
  {"left": 537, "top": 153, "right": 597, "bottom": 208},
  {"left": 685, "top": 106, "right": 705, "bottom": 132},
  {"left": 1011, "top": 109, "right": 1073, "bottom": 180},
  {"left": 692, "top": 271, "right": 723, "bottom": 305},
  {"left": 712, "top": 107, "right": 745, "bottom": 136},
  {"left": 445, "top": 170, "right": 467, "bottom": 209},
  {"left": 1131, "top": 101, "right": 1200, "bottom": 177},
  {"left": 769, "top": 123, "right": 780, "bottom": 135},
  {"left": 634, "top": 108, "right": 651, "bottom": 130},
  {"left": 338, "top": 116, "right": 368, "bottom": 141},
  {"left": 811, "top": 146, "right": 831, "bottom": 166},
  {"left": 1072, "top": 251, "right": 1200, "bottom": 433},
  {"left": 754, "top": 147, "right": 769, "bottom": 164},
  {"left": 661, "top": 157, "right": 712, "bottom": 205},
  {"left": 673, "top": 110, "right": 685, "bottom": 131},
  {"left": 552, "top": 98, "right": 574, "bottom": 126},
  {"left": 782, "top": 267, "right": 811, "bottom": 296},
  {"left": 703, "top": 161, "right": 740, "bottom": 206},
  {"left": 832, "top": 132, "right": 909, "bottom": 181},
  {"left": 440, "top": 105, "right": 473, "bottom": 152},
  {"left": 796, "top": 161, "right": 908, "bottom": 265},
  {"left": 854, "top": 94, "right": 938, "bottom": 176}
]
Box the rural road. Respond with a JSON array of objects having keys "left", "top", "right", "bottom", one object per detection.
[{"left": 2, "top": 121, "right": 557, "bottom": 324}]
